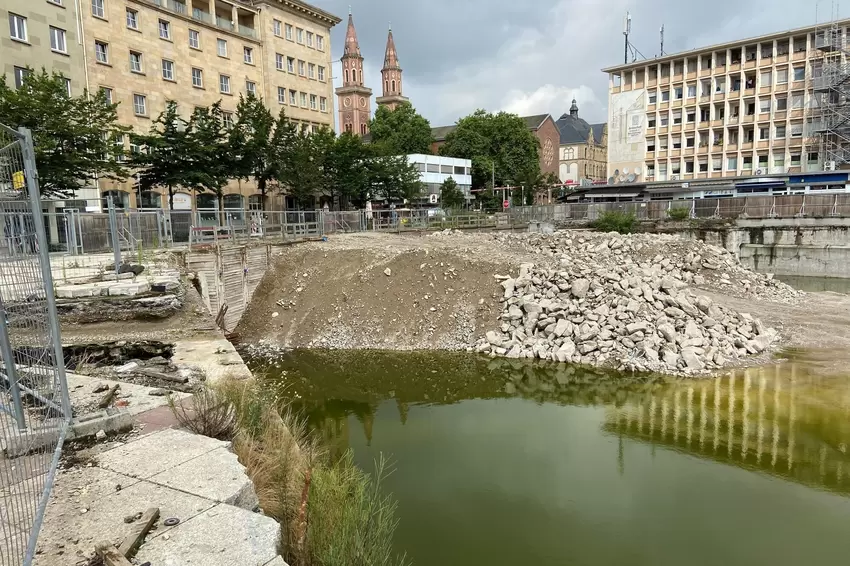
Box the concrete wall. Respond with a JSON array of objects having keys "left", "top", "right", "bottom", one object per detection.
[
  {"left": 186, "top": 244, "right": 271, "bottom": 332},
  {"left": 672, "top": 218, "right": 850, "bottom": 278}
]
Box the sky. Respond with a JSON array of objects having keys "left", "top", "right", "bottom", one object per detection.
[{"left": 317, "top": 0, "right": 847, "bottom": 128}]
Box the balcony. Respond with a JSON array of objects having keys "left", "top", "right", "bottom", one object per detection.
[
  {"left": 759, "top": 86, "right": 771, "bottom": 95},
  {"left": 697, "top": 145, "right": 708, "bottom": 154},
  {"left": 729, "top": 62, "right": 742, "bottom": 72},
  {"left": 657, "top": 150, "right": 668, "bottom": 158},
  {"left": 659, "top": 102, "right": 670, "bottom": 110},
  {"left": 774, "top": 83, "right": 788, "bottom": 93},
  {"left": 774, "top": 137, "right": 787, "bottom": 147},
  {"left": 646, "top": 151, "right": 656, "bottom": 159},
  {"left": 672, "top": 99, "right": 683, "bottom": 108},
  {"left": 743, "top": 115, "right": 755, "bottom": 124},
  {"left": 671, "top": 124, "right": 683, "bottom": 133},
  {"left": 715, "top": 91, "right": 726, "bottom": 100},
  {"left": 757, "top": 141, "right": 770, "bottom": 149},
  {"left": 744, "top": 59, "right": 757, "bottom": 69},
  {"left": 744, "top": 88, "right": 756, "bottom": 97},
  {"left": 742, "top": 142, "right": 754, "bottom": 150},
  {"left": 792, "top": 51, "right": 807, "bottom": 61},
  {"left": 153, "top": 0, "right": 187, "bottom": 14},
  {"left": 687, "top": 71, "right": 697, "bottom": 79},
  {"left": 658, "top": 126, "right": 669, "bottom": 134},
  {"left": 684, "top": 122, "right": 696, "bottom": 131},
  {"left": 727, "top": 142, "right": 738, "bottom": 151},
  {"left": 711, "top": 119, "right": 723, "bottom": 127},
  {"left": 699, "top": 68, "right": 711, "bottom": 77},
  {"left": 648, "top": 79, "right": 658, "bottom": 87},
  {"left": 776, "top": 54, "right": 789, "bottom": 64},
  {"left": 728, "top": 116, "right": 739, "bottom": 125},
  {"left": 189, "top": 0, "right": 257, "bottom": 39}
]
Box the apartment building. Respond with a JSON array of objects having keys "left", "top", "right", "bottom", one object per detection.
[
  {"left": 2, "top": 0, "right": 86, "bottom": 95},
  {"left": 603, "top": 20, "right": 848, "bottom": 184}
]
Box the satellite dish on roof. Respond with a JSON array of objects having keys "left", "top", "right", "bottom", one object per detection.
[
  {"left": 626, "top": 173, "right": 637, "bottom": 183},
  {"left": 608, "top": 176, "right": 616, "bottom": 184},
  {"left": 623, "top": 167, "right": 630, "bottom": 174},
  {"left": 634, "top": 166, "right": 642, "bottom": 176}
]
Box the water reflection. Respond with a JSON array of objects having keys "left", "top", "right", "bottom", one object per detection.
[{"left": 605, "top": 366, "right": 850, "bottom": 495}]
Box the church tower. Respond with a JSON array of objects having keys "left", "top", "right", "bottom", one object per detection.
[
  {"left": 335, "top": 11, "right": 372, "bottom": 136},
  {"left": 376, "top": 26, "right": 409, "bottom": 111}
]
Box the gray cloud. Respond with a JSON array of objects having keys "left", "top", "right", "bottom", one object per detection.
[{"left": 315, "top": 0, "right": 845, "bottom": 128}]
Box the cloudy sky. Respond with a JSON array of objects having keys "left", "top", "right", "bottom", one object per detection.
[{"left": 318, "top": 0, "right": 845, "bottom": 128}]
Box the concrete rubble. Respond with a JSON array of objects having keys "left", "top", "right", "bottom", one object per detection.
[{"left": 474, "top": 230, "right": 799, "bottom": 376}]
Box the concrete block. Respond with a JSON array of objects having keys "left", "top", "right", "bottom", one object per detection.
[
  {"left": 150, "top": 277, "right": 180, "bottom": 292},
  {"left": 55, "top": 285, "right": 99, "bottom": 298},
  {"left": 108, "top": 281, "right": 151, "bottom": 296},
  {"left": 98, "top": 428, "right": 229, "bottom": 479},
  {"left": 137, "top": 504, "right": 280, "bottom": 566},
  {"left": 148, "top": 447, "right": 259, "bottom": 510},
  {"left": 102, "top": 272, "right": 135, "bottom": 281}
]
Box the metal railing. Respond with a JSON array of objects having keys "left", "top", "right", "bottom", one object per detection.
[{"left": 0, "top": 124, "right": 71, "bottom": 566}]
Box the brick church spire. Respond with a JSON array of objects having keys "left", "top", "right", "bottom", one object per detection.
[
  {"left": 336, "top": 11, "right": 372, "bottom": 136},
  {"left": 376, "top": 25, "right": 409, "bottom": 111}
]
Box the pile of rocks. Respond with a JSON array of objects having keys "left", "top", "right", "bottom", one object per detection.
[{"left": 475, "top": 231, "right": 796, "bottom": 376}]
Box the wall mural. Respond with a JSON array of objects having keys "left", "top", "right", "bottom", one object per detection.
[{"left": 608, "top": 89, "right": 647, "bottom": 184}]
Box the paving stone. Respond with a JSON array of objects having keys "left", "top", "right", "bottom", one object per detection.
[
  {"left": 108, "top": 281, "right": 151, "bottom": 296},
  {"left": 55, "top": 285, "right": 99, "bottom": 298},
  {"left": 97, "top": 428, "right": 228, "bottom": 479},
  {"left": 137, "top": 504, "right": 280, "bottom": 566},
  {"left": 102, "top": 272, "right": 135, "bottom": 281},
  {"left": 148, "top": 447, "right": 259, "bottom": 510}
]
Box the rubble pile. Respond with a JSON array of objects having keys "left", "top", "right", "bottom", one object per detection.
[{"left": 475, "top": 231, "right": 801, "bottom": 375}]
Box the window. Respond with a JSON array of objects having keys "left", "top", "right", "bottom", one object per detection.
[
  {"left": 192, "top": 67, "right": 203, "bottom": 88},
  {"left": 189, "top": 30, "right": 200, "bottom": 49},
  {"left": 310, "top": 94, "right": 317, "bottom": 110},
  {"left": 674, "top": 86, "right": 683, "bottom": 100},
  {"left": 775, "top": 125, "right": 786, "bottom": 138},
  {"left": 715, "top": 78, "right": 725, "bottom": 93},
  {"left": 685, "top": 161, "right": 694, "bottom": 173},
  {"left": 687, "top": 84, "right": 696, "bottom": 98},
  {"left": 158, "top": 19, "right": 170, "bottom": 40},
  {"left": 317, "top": 35, "right": 324, "bottom": 51},
  {"left": 671, "top": 162, "right": 681, "bottom": 174},
  {"left": 776, "top": 96, "right": 788, "bottom": 111},
  {"left": 712, "top": 157, "right": 722, "bottom": 171},
  {"left": 92, "top": 0, "right": 105, "bottom": 19},
  {"left": 287, "top": 57, "right": 295, "bottom": 73},
  {"left": 246, "top": 80, "right": 256, "bottom": 95},
  {"left": 285, "top": 23, "right": 293, "bottom": 40},
  {"left": 126, "top": 8, "right": 138, "bottom": 30},
  {"left": 298, "top": 60, "right": 305, "bottom": 76},
  {"left": 289, "top": 89, "right": 296, "bottom": 105},
  {"left": 244, "top": 47, "right": 253, "bottom": 64},
  {"left": 760, "top": 71, "right": 772, "bottom": 86},
  {"left": 777, "top": 68, "right": 788, "bottom": 84},
  {"left": 774, "top": 155, "right": 785, "bottom": 168},
  {"left": 790, "top": 153, "right": 801, "bottom": 166},
  {"left": 273, "top": 19, "right": 281, "bottom": 37},
  {"left": 743, "top": 156, "right": 753, "bottom": 169},
  {"left": 318, "top": 66, "right": 325, "bottom": 81},
  {"left": 758, "top": 155, "right": 768, "bottom": 168},
  {"left": 647, "top": 138, "right": 656, "bottom": 151},
  {"left": 9, "top": 13, "right": 27, "bottom": 42},
  {"left": 686, "top": 136, "right": 695, "bottom": 148},
  {"left": 217, "top": 39, "right": 227, "bottom": 57},
  {"left": 278, "top": 87, "right": 286, "bottom": 104},
  {"left": 660, "top": 114, "right": 669, "bottom": 126},
  {"left": 219, "top": 74, "right": 231, "bottom": 94},
  {"left": 759, "top": 126, "right": 770, "bottom": 140},
  {"left": 308, "top": 63, "right": 315, "bottom": 79},
  {"left": 759, "top": 99, "right": 771, "bottom": 113},
  {"left": 95, "top": 41, "right": 109, "bottom": 63},
  {"left": 648, "top": 91, "right": 657, "bottom": 104},
  {"left": 300, "top": 92, "right": 307, "bottom": 107},
  {"left": 672, "top": 137, "right": 682, "bottom": 149},
  {"left": 791, "top": 93, "right": 804, "bottom": 109},
  {"left": 161, "top": 59, "right": 174, "bottom": 81},
  {"left": 673, "top": 110, "right": 682, "bottom": 125},
  {"left": 130, "top": 51, "right": 143, "bottom": 73},
  {"left": 296, "top": 27, "right": 303, "bottom": 43},
  {"left": 306, "top": 31, "right": 313, "bottom": 47},
  {"left": 727, "top": 156, "right": 738, "bottom": 170},
  {"left": 661, "top": 90, "right": 670, "bottom": 102},
  {"left": 320, "top": 97, "right": 327, "bottom": 112},
  {"left": 790, "top": 123, "right": 803, "bottom": 138},
  {"left": 686, "top": 109, "right": 696, "bottom": 123},
  {"left": 793, "top": 66, "right": 806, "bottom": 81},
  {"left": 659, "top": 137, "right": 668, "bottom": 150},
  {"left": 223, "top": 113, "right": 233, "bottom": 129},
  {"left": 133, "top": 94, "right": 147, "bottom": 116},
  {"left": 99, "top": 86, "right": 112, "bottom": 103}
]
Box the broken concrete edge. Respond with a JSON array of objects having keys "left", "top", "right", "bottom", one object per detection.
[{"left": 2, "top": 411, "right": 135, "bottom": 458}]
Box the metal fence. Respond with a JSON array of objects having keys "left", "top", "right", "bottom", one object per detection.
[{"left": 0, "top": 125, "right": 71, "bottom": 566}]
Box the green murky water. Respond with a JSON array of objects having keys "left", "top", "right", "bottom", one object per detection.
[
  {"left": 246, "top": 350, "right": 850, "bottom": 566},
  {"left": 776, "top": 275, "right": 850, "bottom": 294}
]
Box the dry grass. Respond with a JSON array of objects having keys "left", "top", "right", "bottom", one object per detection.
[{"left": 167, "top": 385, "right": 235, "bottom": 440}]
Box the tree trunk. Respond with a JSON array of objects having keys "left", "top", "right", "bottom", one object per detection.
[
  {"left": 258, "top": 177, "right": 267, "bottom": 212},
  {"left": 168, "top": 186, "right": 175, "bottom": 211},
  {"left": 218, "top": 194, "right": 224, "bottom": 226}
]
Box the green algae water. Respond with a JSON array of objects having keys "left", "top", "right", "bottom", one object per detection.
[{"left": 245, "top": 350, "right": 850, "bottom": 566}]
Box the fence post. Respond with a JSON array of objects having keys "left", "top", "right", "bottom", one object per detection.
[
  {"left": 0, "top": 304, "right": 26, "bottom": 430},
  {"left": 107, "top": 196, "right": 121, "bottom": 274}
]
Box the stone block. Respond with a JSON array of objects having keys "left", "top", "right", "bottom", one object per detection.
[
  {"left": 148, "top": 447, "right": 259, "bottom": 510},
  {"left": 136, "top": 504, "right": 280, "bottom": 566},
  {"left": 108, "top": 281, "right": 151, "bottom": 296},
  {"left": 151, "top": 277, "right": 180, "bottom": 292},
  {"left": 102, "top": 272, "right": 135, "bottom": 281},
  {"left": 55, "top": 285, "right": 99, "bottom": 298}
]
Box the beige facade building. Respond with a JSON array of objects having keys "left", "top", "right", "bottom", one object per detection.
[
  {"left": 555, "top": 100, "right": 607, "bottom": 185},
  {"left": 603, "top": 19, "right": 850, "bottom": 184},
  {"left": 2, "top": 0, "right": 86, "bottom": 95}
]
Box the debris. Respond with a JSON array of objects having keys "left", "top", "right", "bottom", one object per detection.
[
  {"left": 148, "top": 389, "right": 169, "bottom": 396},
  {"left": 95, "top": 430, "right": 107, "bottom": 441},
  {"left": 97, "top": 384, "right": 120, "bottom": 408},
  {"left": 384, "top": 268, "right": 392, "bottom": 277},
  {"left": 115, "top": 362, "right": 139, "bottom": 374},
  {"left": 118, "top": 507, "right": 161, "bottom": 558}
]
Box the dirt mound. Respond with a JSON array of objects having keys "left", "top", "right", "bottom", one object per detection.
[{"left": 237, "top": 236, "right": 514, "bottom": 350}]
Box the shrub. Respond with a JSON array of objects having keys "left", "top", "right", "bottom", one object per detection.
[
  {"left": 667, "top": 206, "right": 692, "bottom": 221},
  {"left": 592, "top": 210, "right": 637, "bottom": 234},
  {"left": 168, "top": 385, "right": 235, "bottom": 440}
]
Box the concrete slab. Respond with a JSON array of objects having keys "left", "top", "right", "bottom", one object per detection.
[
  {"left": 97, "top": 428, "right": 228, "bottom": 480},
  {"left": 148, "top": 447, "right": 259, "bottom": 510},
  {"left": 136, "top": 504, "right": 281, "bottom": 566},
  {"left": 55, "top": 285, "right": 99, "bottom": 298},
  {"left": 149, "top": 276, "right": 180, "bottom": 292},
  {"left": 32, "top": 467, "right": 215, "bottom": 566},
  {"left": 103, "top": 272, "right": 135, "bottom": 281},
  {"left": 67, "top": 372, "right": 189, "bottom": 418},
  {"left": 173, "top": 339, "right": 252, "bottom": 383},
  {"left": 108, "top": 281, "right": 151, "bottom": 296},
  {"left": 264, "top": 557, "right": 289, "bottom": 566}
]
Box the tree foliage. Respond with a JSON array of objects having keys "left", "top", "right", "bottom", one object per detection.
[
  {"left": 439, "top": 177, "right": 465, "bottom": 210},
  {"left": 438, "top": 110, "right": 540, "bottom": 191},
  {"left": 368, "top": 102, "right": 433, "bottom": 156},
  {"left": 231, "top": 94, "right": 281, "bottom": 208},
  {"left": 0, "top": 69, "right": 128, "bottom": 197},
  {"left": 187, "top": 102, "right": 233, "bottom": 215}
]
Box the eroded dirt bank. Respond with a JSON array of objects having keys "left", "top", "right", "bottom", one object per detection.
[{"left": 236, "top": 231, "right": 850, "bottom": 376}]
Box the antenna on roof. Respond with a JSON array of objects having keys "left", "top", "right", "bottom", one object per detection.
[
  {"left": 623, "top": 11, "right": 632, "bottom": 64},
  {"left": 660, "top": 24, "right": 665, "bottom": 56}
]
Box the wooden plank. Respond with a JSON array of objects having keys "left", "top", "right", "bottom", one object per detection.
[
  {"left": 97, "top": 384, "right": 120, "bottom": 408},
  {"left": 95, "top": 544, "right": 134, "bottom": 566},
  {"left": 118, "top": 506, "right": 160, "bottom": 558}
]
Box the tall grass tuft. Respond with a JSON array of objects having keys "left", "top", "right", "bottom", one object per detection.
[
  {"left": 591, "top": 210, "right": 638, "bottom": 234},
  {"left": 168, "top": 385, "right": 235, "bottom": 440}
]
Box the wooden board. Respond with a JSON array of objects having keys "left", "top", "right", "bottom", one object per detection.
[
  {"left": 118, "top": 506, "right": 160, "bottom": 558},
  {"left": 95, "top": 544, "right": 133, "bottom": 566}
]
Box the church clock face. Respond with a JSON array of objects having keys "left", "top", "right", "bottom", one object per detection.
[{"left": 343, "top": 97, "right": 352, "bottom": 108}]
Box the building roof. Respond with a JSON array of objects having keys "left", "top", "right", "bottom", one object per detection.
[
  {"left": 555, "top": 113, "right": 604, "bottom": 145},
  {"left": 602, "top": 17, "right": 850, "bottom": 74},
  {"left": 263, "top": 1, "right": 342, "bottom": 26},
  {"left": 431, "top": 113, "right": 553, "bottom": 142}
]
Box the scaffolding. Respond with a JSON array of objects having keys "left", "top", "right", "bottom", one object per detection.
[{"left": 811, "top": 16, "right": 850, "bottom": 169}]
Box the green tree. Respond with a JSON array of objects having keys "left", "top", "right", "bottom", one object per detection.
[
  {"left": 187, "top": 102, "right": 233, "bottom": 222},
  {"left": 324, "top": 131, "right": 370, "bottom": 209},
  {"left": 230, "top": 94, "right": 278, "bottom": 210},
  {"left": 0, "top": 68, "right": 128, "bottom": 198},
  {"left": 129, "top": 101, "right": 195, "bottom": 210},
  {"left": 439, "top": 177, "right": 465, "bottom": 210},
  {"left": 365, "top": 155, "right": 423, "bottom": 203},
  {"left": 368, "top": 102, "right": 433, "bottom": 156},
  {"left": 438, "top": 110, "right": 540, "bottom": 193},
  {"left": 278, "top": 128, "right": 323, "bottom": 208}
]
